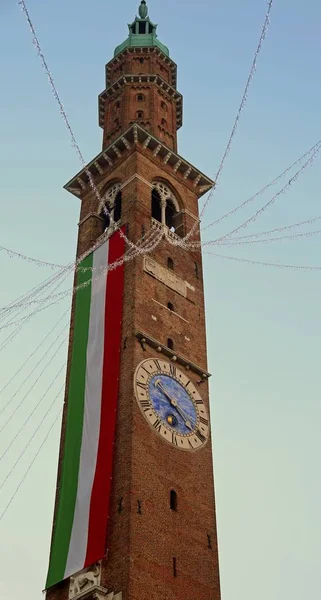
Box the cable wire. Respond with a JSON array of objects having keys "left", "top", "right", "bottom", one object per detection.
[
  {"left": 0, "top": 383, "right": 64, "bottom": 492},
  {"left": 201, "top": 141, "right": 321, "bottom": 234},
  {"left": 0, "top": 365, "right": 65, "bottom": 466},
  {"left": 206, "top": 251, "right": 321, "bottom": 271},
  {"left": 0, "top": 334, "right": 67, "bottom": 431},
  {"left": 0, "top": 408, "right": 62, "bottom": 524}
]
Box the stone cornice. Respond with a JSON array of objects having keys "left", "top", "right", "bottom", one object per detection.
[
  {"left": 98, "top": 74, "right": 182, "bottom": 130},
  {"left": 64, "top": 124, "right": 215, "bottom": 200},
  {"left": 135, "top": 331, "right": 211, "bottom": 379}
]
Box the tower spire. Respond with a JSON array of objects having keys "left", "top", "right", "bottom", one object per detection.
[{"left": 138, "top": 0, "right": 148, "bottom": 19}]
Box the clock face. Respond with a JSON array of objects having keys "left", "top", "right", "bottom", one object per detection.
[{"left": 134, "top": 358, "right": 210, "bottom": 451}]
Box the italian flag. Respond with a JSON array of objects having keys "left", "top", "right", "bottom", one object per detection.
[{"left": 46, "top": 230, "right": 125, "bottom": 590}]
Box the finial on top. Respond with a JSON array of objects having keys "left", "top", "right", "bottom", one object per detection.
[{"left": 139, "top": 0, "right": 148, "bottom": 19}]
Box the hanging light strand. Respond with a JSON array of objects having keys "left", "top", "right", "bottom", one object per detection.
[
  {"left": 0, "top": 383, "right": 64, "bottom": 493},
  {"left": 18, "top": 0, "right": 148, "bottom": 255},
  {"left": 0, "top": 363, "right": 66, "bottom": 467},
  {"left": 214, "top": 229, "right": 321, "bottom": 248},
  {"left": 218, "top": 215, "right": 321, "bottom": 242},
  {"left": 201, "top": 141, "right": 321, "bottom": 234},
  {"left": 212, "top": 142, "right": 321, "bottom": 245},
  {"left": 0, "top": 408, "right": 62, "bottom": 524},
  {"left": 0, "top": 334, "right": 67, "bottom": 434},
  {"left": 181, "top": 0, "right": 274, "bottom": 245},
  {"left": 205, "top": 251, "right": 321, "bottom": 272}
]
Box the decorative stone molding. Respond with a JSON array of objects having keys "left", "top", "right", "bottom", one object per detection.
[
  {"left": 144, "top": 256, "right": 188, "bottom": 298},
  {"left": 69, "top": 563, "right": 101, "bottom": 599},
  {"left": 135, "top": 331, "right": 210, "bottom": 379}
]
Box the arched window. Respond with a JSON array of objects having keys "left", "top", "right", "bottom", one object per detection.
[
  {"left": 151, "top": 182, "right": 183, "bottom": 235},
  {"left": 114, "top": 100, "right": 120, "bottom": 112},
  {"left": 161, "top": 118, "right": 167, "bottom": 127},
  {"left": 170, "top": 489, "right": 177, "bottom": 511},
  {"left": 194, "top": 262, "right": 199, "bottom": 279},
  {"left": 137, "top": 94, "right": 145, "bottom": 102},
  {"left": 167, "top": 302, "right": 174, "bottom": 312},
  {"left": 114, "top": 118, "right": 120, "bottom": 128},
  {"left": 100, "top": 183, "right": 122, "bottom": 232},
  {"left": 139, "top": 56, "right": 145, "bottom": 63},
  {"left": 151, "top": 188, "right": 162, "bottom": 223},
  {"left": 167, "top": 338, "right": 174, "bottom": 350},
  {"left": 161, "top": 101, "right": 168, "bottom": 112},
  {"left": 167, "top": 257, "right": 174, "bottom": 271},
  {"left": 165, "top": 200, "right": 176, "bottom": 230},
  {"left": 136, "top": 110, "right": 144, "bottom": 120}
]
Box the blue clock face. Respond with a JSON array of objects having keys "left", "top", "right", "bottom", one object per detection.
[
  {"left": 134, "top": 359, "right": 209, "bottom": 451},
  {"left": 148, "top": 374, "right": 197, "bottom": 436}
]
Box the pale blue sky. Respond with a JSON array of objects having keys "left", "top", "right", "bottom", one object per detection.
[{"left": 0, "top": 1, "right": 320, "bottom": 599}]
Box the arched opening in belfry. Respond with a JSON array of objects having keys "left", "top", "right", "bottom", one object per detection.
[
  {"left": 100, "top": 184, "right": 122, "bottom": 232},
  {"left": 165, "top": 199, "right": 176, "bottom": 230},
  {"left": 114, "top": 191, "right": 122, "bottom": 223},
  {"left": 151, "top": 188, "right": 162, "bottom": 223}
]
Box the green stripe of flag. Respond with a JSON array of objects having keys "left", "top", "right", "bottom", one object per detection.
[{"left": 46, "top": 254, "right": 93, "bottom": 589}]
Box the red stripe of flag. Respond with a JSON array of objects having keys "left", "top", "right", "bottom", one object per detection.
[{"left": 84, "top": 229, "right": 125, "bottom": 566}]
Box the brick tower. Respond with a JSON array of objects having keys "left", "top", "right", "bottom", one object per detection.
[{"left": 46, "top": 3, "right": 221, "bottom": 600}]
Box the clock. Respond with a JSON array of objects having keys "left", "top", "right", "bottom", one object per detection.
[{"left": 134, "top": 358, "right": 210, "bottom": 451}]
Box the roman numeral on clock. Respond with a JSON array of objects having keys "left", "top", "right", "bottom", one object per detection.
[
  {"left": 153, "top": 359, "right": 162, "bottom": 372},
  {"left": 199, "top": 416, "right": 208, "bottom": 426},
  {"left": 152, "top": 418, "right": 162, "bottom": 432},
  {"left": 172, "top": 433, "right": 179, "bottom": 446},
  {"left": 195, "top": 429, "right": 206, "bottom": 443},
  {"left": 140, "top": 400, "right": 150, "bottom": 411},
  {"left": 169, "top": 364, "right": 176, "bottom": 377},
  {"left": 137, "top": 381, "right": 147, "bottom": 390}
]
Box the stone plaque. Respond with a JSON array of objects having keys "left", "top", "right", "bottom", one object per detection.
[{"left": 144, "top": 257, "right": 187, "bottom": 298}]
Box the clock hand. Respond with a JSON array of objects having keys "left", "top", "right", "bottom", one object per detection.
[{"left": 154, "top": 380, "right": 193, "bottom": 430}]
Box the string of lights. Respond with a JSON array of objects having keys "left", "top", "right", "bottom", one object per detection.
[
  {"left": 0, "top": 383, "right": 64, "bottom": 493},
  {"left": 0, "top": 266, "right": 72, "bottom": 323},
  {"left": 18, "top": 0, "right": 150, "bottom": 256},
  {"left": 0, "top": 364, "right": 65, "bottom": 466},
  {"left": 0, "top": 408, "right": 62, "bottom": 524},
  {"left": 182, "top": 0, "right": 274, "bottom": 245},
  {"left": 0, "top": 308, "right": 69, "bottom": 397},
  {"left": 217, "top": 216, "right": 321, "bottom": 242},
  {"left": 200, "top": 141, "right": 321, "bottom": 234},
  {"left": 0, "top": 245, "right": 63, "bottom": 270},
  {"left": 205, "top": 251, "right": 321, "bottom": 271},
  {"left": 212, "top": 142, "right": 321, "bottom": 245},
  {"left": 0, "top": 335, "right": 67, "bottom": 434},
  {"left": 213, "top": 229, "right": 321, "bottom": 248},
  {"left": 184, "top": 142, "right": 321, "bottom": 251},
  {"left": 0, "top": 324, "right": 68, "bottom": 417},
  {"left": 0, "top": 229, "right": 163, "bottom": 323}
]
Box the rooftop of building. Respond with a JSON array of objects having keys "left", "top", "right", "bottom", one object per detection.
[{"left": 114, "top": 1, "right": 170, "bottom": 58}]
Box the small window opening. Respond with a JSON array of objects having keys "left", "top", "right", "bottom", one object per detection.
[
  {"left": 165, "top": 199, "right": 176, "bottom": 230},
  {"left": 173, "top": 557, "right": 177, "bottom": 578},
  {"left": 207, "top": 534, "right": 212, "bottom": 549},
  {"left": 114, "top": 118, "right": 120, "bottom": 128},
  {"left": 167, "top": 257, "right": 174, "bottom": 271},
  {"left": 115, "top": 100, "right": 120, "bottom": 111},
  {"left": 168, "top": 338, "right": 174, "bottom": 351},
  {"left": 139, "top": 22, "right": 146, "bottom": 34},
  {"left": 194, "top": 262, "right": 199, "bottom": 279},
  {"left": 136, "top": 110, "right": 144, "bottom": 120},
  {"left": 151, "top": 189, "right": 162, "bottom": 223},
  {"left": 101, "top": 203, "right": 111, "bottom": 231},
  {"left": 114, "top": 191, "right": 122, "bottom": 223},
  {"left": 137, "top": 94, "right": 145, "bottom": 102},
  {"left": 161, "top": 118, "right": 167, "bottom": 127},
  {"left": 161, "top": 101, "right": 168, "bottom": 112},
  {"left": 167, "top": 302, "right": 174, "bottom": 312}
]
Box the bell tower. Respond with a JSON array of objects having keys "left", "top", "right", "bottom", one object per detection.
[{"left": 45, "top": 3, "right": 221, "bottom": 600}]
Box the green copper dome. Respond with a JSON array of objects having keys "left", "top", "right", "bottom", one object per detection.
[{"left": 114, "top": 1, "right": 169, "bottom": 58}]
